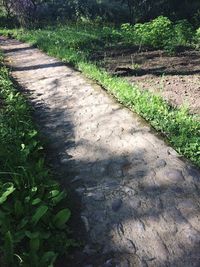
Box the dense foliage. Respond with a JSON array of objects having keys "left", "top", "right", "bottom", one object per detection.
[
  {"left": 1, "top": 0, "right": 200, "bottom": 26},
  {"left": 0, "top": 56, "right": 74, "bottom": 266},
  {"left": 121, "top": 16, "right": 194, "bottom": 50}
]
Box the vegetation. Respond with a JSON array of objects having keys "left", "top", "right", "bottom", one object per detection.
[
  {"left": 121, "top": 16, "right": 194, "bottom": 50},
  {"left": 1, "top": 0, "right": 200, "bottom": 26},
  {"left": 0, "top": 55, "right": 74, "bottom": 266},
  {"left": 1, "top": 17, "right": 199, "bottom": 167},
  {"left": 0, "top": 1, "right": 200, "bottom": 266}
]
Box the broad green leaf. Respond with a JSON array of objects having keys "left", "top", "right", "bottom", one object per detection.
[
  {"left": 0, "top": 182, "right": 15, "bottom": 204},
  {"left": 32, "top": 198, "right": 42, "bottom": 205},
  {"left": 53, "top": 208, "right": 71, "bottom": 229},
  {"left": 48, "top": 190, "right": 59, "bottom": 199},
  {"left": 30, "top": 237, "right": 40, "bottom": 251},
  {"left": 51, "top": 191, "right": 66, "bottom": 205},
  {"left": 31, "top": 205, "right": 48, "bottom": 225}
]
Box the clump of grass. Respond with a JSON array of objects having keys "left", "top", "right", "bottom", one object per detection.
[
  {"left": 0, "top": 24, "right": 199, "bottom": 167},
  {"left": 0, "top": 54, "right": 74, "bottom": 266}
]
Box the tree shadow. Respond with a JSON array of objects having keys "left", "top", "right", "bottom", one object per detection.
[
  {"left": 11, "top": 62, "right": 66, "bottom": 71},
  {"left": 112, "top": 66, "right": 200, "bottom": 77},
  {"left": 29, "top": 92, "right": 200, "bottom": 267},
  {"left": 3, "top": 46, "right": 36, "bottom": 54},
  {"left": 2, "top": 36, "right": 200, "bottom": 267}
]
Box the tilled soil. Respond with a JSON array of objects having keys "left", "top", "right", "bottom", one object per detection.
[{"left": 103, "top": 49, "right": 200, "bottom": 115}]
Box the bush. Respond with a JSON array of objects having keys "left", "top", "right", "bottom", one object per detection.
[
  {"left": 120, "top": 23, "right": 135, "bottom": 42},
  {"left": 121, "top": 16, "right": 174, "bottom": 49},
  {"left": 195, "top": 27, "right": 200, "bottom": 48},
  {"left": 133, "top": 16, "right": 174, "bottom": 48},
  {"left": 121, "top": 16, "right": 195, "bottom": 51},
  {"left": 174, "top": 19, "right": 194, "bottom": 46}
]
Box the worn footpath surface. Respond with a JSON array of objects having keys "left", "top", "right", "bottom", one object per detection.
[{"left": 1, "top": 36, "right": 200, "bottom": 267}]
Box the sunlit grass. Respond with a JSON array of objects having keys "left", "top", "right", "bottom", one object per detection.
[{"left": 0, "top": 24, "right": 199, "bottom": 167}]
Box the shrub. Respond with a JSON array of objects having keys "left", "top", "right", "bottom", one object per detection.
[
  {"left": 174, "top": 19, "right": 194, "bottom": 46},
  {"left": 195, "top": 27, "right": 200, "bottom": 48},
  {"left": 120, "top": 23, "right": 135, "bottom": 42},
  {"left": 133, "top": 16, "right": 174, "bottom": 48}
]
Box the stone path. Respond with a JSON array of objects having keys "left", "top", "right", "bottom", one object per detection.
[{"left": 1, "top": 36, "right": 200, "bottom": 267}]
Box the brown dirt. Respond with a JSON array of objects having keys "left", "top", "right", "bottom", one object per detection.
[{"left": 102, "top": 49, "right": 200, "bottom": 115}]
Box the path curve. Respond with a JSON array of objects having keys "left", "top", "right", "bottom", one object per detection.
[{"left": 1, "top": 37, "right": 200, "bottom": 267}]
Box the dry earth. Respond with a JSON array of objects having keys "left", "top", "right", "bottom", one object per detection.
[
  {"left": 103, "top": 49, "right": 200, "bottom": 115},
  {"left": 1, "top": 37, "right": 200, "bottom": 267}
]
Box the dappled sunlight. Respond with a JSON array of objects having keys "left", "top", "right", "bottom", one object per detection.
[{"left": 1, "top": 34, "right": 200, "bottom": 267}]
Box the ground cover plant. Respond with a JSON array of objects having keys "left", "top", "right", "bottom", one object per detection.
[
  {"left": 0, "top": 54, "right": 74, "bottom": 266},
  {"left": 1, "top": 17, "right": 199, "bottom": 167}
]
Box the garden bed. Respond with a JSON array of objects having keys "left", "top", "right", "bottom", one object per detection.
[{"left": 102, "top": 49, "right": 200, "bottom": 115}]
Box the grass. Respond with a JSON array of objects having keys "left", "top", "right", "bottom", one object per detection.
[
  {"left": 0, "top": 23, "right": 199, "bottom": 168},
  {"left": 0, "top": 54, "right": 74, "bottom": 266}
]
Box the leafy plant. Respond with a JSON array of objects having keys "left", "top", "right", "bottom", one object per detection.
[
  {"left": 0, "top": 60, "right": 74, "bottom": 266},
  {"left": 195, "top": 27, "right": 200, "bottom": 48},
  {"left": 174, "top": 19, "right": 194, "bottom": 46},
  {"left": 133, "top": 16, "right": 174, "bottom": 48}
]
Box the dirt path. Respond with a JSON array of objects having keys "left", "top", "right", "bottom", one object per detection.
[{"left": 1, "top": 36, "right": 200, "bottom": 267}]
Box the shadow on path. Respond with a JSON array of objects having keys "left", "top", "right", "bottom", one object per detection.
[{"left": 1, "top": 36, "right": 200, "bottom": 267}]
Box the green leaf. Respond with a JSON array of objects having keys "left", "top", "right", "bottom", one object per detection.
[
  {"left": 25, "top": 231, "right": 39, "bottom": 239},
  {"left": 32, "top": 198, "right": 42, "bottom": 205},
  {"left": 40, "top": 251, "right": 58, "bottom": 267},
  {"left": 53, "top": 208, "right": 71, "bottom": 229},
  {"left": 30, "top": 237, "right": 40, "bottom": 251},
  {"left": 51, "top": 191, "right": 66, "bottom": 204},
  {"left": 48, "top": 190, "right": 59, "bottom": 199},
  {"left": 31, "top": 187, "right": 38, "bottom": 193},
  {"left": 4, "top": 231, "right": 14, "bottom": 265},
  {"left": 14, "top": 200, "right": 23, "bottom": 217},
  {"left": 21, "top": 143, "right": 25, "bottom": 150},
  {"left": 28, "top": 130, "right": 38, "bottom": 138},
  {"left": 0, "top": 182, "right": 15, "bottom": 204},
  {"left": 31, "top": 205, "right": 48, "bottom": 226}
]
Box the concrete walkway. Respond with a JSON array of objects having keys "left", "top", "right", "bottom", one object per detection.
[{"left": 1, "top": 36, "right": 200, "bottom": 267}]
